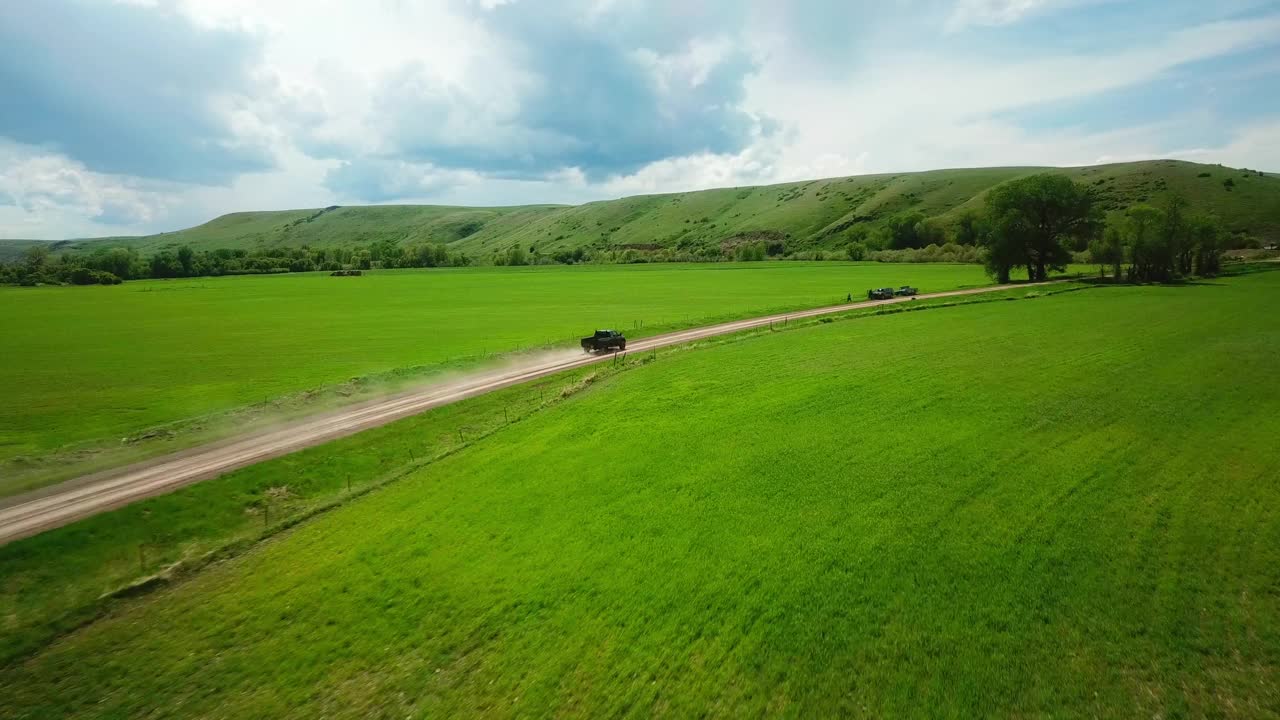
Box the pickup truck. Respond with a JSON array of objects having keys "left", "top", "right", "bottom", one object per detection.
[
  {"left": 581, "top": 329, "right": 627, "bottom": 353},
  {"left": 895, "top": 286, "right": 918, "bottom": 296},
  {"left": 867, "top": 288, "right": 896, "bottom": 300}
]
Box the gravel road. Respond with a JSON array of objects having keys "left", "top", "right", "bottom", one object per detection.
[{"left": 0, "top": 280, "right": 1058, "bottom": 544}]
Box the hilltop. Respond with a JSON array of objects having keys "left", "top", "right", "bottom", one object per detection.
[{"left": 4, "top": 160, "right": 1277, "bottom": 261}]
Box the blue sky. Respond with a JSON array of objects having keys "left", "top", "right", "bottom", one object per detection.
[{"left": 1, "top": 0, "right": 1278, "bottom": 239}]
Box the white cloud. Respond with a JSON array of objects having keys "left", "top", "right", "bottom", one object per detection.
[
  {"left": 945, "top": 0, "right": 1046, "bottom": 32},
  {"left": 743, "top": 14, "right": 1280, "bottom": 179},
  {"left": 3, "top": 1, "right": 1279, "bottom": 239},
  {"left": 942, "top": 0, "right": 1121, "bottom": 33},
  {"left": 1166, "top": 121, "right": 1280, "bottom": 172},
  {"left": 325, "top": 159, "right": 483, "bottom": 202},
  {"left": 0, "top": 143, "right": 174, "bottom": 231}
]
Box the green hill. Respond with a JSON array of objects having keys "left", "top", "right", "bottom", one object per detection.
[
  {"left": 0, "top": 240, "right": 54, "bottom": 263},
  {"left": 34, "top": 204, "right": 568, "bottom": 258},
  {"left": 6, "top": 160, "right": 1278, "bottom": 260}
]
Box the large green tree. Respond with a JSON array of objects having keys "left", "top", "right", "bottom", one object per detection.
[
  {"left": 1162, "top": 196, "right": 1193, "bottom": 277},
  {"left": 982, "top": 174, "right": 1100, "bottom": 282},
  {"left": 981, "top": 210, "right": 1027, "bottom": 283},
  {"left": 1088, "top": 225, "right": 1125, "bottom": 281},
  {"left": 885, "top": 211, "right": 928, "bottom": 249},
  {"left": 1119, "top": 205, "right": 1167, "bottom": 282},
  {"left": 23, "top": 244, "right": 50, "bottom": 275},
  {"left": 952, "top": 210, "right": 983, "bottom": 246},
  {"left": 177, "top": 245, "right": 195, "bottom": 277},
  {"left": 1190, "top": 214, "right": 1226, "bottom": 277}
]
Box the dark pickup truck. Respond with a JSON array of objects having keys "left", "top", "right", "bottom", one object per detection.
[
  {"left": 581, "top": 329, "right": 627, "bottom": 353},
  {"left": 867, "top": 287, "right": 896, "bottom": 300},
  {"left": 895, "top": 285, "right": 918, "bottom": 296}
]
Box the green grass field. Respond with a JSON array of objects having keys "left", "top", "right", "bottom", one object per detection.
[
  {"left": 0, "top": 284, "right": 1063, "bottom": 668},
  {"left": 0, "top": 262, "right": 1030, "bottom": 495},
  {"left": 3, "top": 269, "right": 1276, "bottom": 718}
]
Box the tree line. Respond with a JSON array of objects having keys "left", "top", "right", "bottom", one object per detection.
[
  {"left": 0, "top": 240, "right": 474, "bottom": 286},
  {"left": 971, "top": 173, "right": 1229, "bottom": 283}
]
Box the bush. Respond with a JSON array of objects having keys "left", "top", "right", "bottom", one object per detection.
[
  {"left": 493, "top": 246, "right": 528, "bottom": 266},
  {"left": 867, "top": 244, "right": 983, "bottom": 264},
  {"left": 734, "top": 242, "right": 766, "bottom": 261},
  {"left": 69, "top": 268, "right": 122, "bottom": 285}
]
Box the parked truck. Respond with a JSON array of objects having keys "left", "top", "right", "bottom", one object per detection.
[
  {"left": 581, "top": 329, "right": 627, "bottom": 353},
  {"left": 896, "top": 285, "right": 918, "bottom": 296},
  {"left": 868, "top": 287, "right": 896, "bottom": 300}
]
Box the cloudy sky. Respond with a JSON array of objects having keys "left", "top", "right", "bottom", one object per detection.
[{"left": 2, "top": 0, "right": 1278, "bottom": 239}]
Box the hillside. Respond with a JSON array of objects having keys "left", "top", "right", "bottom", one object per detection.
[
  {"left": 0, "top": 240, "right": 51, "bottom": 263},
  {"left": 482, "top": 160, "right": 1278, "bottom": 255},
  {"left": 5, "top": 160, "right": 1278, "bottom": 260},
  {"left": 19, "top": 204, "right": 567, "bottom": 259}
]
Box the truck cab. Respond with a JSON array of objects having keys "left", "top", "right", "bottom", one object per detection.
[{"left": 581, "top": 329, "right": 627, "bottom": 353}]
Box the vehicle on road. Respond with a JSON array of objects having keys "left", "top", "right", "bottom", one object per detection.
[
  {"left": 896, "top": 286, "right": 918, "bottom": 296},
  {"left": 581, "top": 329, "right": 627, "bottom": 353},
  {"left": 868, "top": 288, "right": 896, "bottom": 300}
]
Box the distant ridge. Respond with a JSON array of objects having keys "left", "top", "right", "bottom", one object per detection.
[{"left": 3, "top": 160, "right": 1277, "bottom": 261}]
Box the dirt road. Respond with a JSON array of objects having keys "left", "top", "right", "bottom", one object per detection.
[{"left": 0, "top": 280, "right": 1059, "bottom": 545}]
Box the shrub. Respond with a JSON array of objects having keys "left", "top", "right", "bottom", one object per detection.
[
  {"left": 69, "top": 268, "right": 122, "bottom": 285},
  {"left": 867, "top": 244, "right": 983, "bottom": 264},
  {"left": 734, "top": 242, "right": 766, "bottom": 262}
]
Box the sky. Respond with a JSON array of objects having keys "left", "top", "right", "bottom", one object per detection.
[{"left": 1, "top": 0, "right": 1278, "bottom": 239}]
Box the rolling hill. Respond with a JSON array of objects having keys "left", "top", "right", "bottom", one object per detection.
[{"left": 4, "top": 160, "right": 1278, "bottom": 261}]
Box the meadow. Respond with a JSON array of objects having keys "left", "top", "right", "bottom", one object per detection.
[
  {"left": 0, "top": 284, "right": 1062, "bottom": 667},
  {"left": 2, "top": 269, "right": 1276, "bottom": 717},
  {"left": 0, "top": 261, "right": 1027, "bottom": 495}
]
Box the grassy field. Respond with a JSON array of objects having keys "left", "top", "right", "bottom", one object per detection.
[
  {"left": 5, "top": 160, "right": 1277, "bottom": 261},
  {"left": 0, "top": 284, "right": 1065, "bottom": 668},
  {"left": 0, "top": 261, "right": 1030, "bottom": 495},
  {"left": 2, "top": 269, "right": 1276, "bottom": 717}
]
